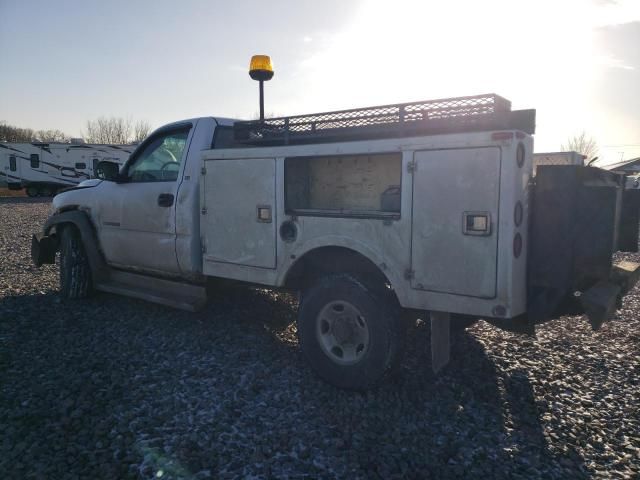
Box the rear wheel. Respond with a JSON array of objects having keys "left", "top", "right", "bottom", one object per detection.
[
  {"left": 59, "top": 226, "right": 92, "bottom": 299},
  {"left": 297, "top": 274, "right": 403, "bottom": 390},
  {"left": 26, "top": 186, "right": 38, "bottom": 197}
]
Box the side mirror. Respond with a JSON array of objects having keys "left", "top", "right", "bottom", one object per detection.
[{"left": 95, "top": 161, "right": 121, "bottom": 182}]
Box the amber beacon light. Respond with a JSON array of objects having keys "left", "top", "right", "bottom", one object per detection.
[{"left": 249, "top": 55, "right": 274, "bottom": 121}]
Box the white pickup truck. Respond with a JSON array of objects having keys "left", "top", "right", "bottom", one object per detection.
[{"left": 32, "top": 94, "right": 640, "bottom": 389}]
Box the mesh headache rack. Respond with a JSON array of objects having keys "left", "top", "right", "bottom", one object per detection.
[{"left": 233, "top": 93, "right": 535, "bottom": 146}]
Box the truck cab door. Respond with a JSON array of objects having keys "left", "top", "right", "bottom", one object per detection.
[{"left": 97, "top": 124, "right": 193, "bottom": 275}]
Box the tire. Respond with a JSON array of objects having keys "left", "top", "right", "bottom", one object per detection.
[
  {"left": 297, "top": 274, "right": 403, "bottom": 390},
  {"left": 26, "top": 186, "right": 39, "bottom": 197},
  {"left": 59, "top": 226, "right": 92, "bottom": 299}
]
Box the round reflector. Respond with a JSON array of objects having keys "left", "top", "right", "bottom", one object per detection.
[
  {"left": 514, "top": 201, "right": 523, "bottom": 227},
  {"left": 513, "top": 232, "right": 523, "bottom": 258},
  {"left": 517, "top": 142, "right": 525, "bottom": 168}
]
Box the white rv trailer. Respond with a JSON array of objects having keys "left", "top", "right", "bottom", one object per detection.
[
  {"left": 0, "top": 142, "right": 134, "bottom": 196},
  {"left": 532, "top": 151, "right": 585, "bottom": 175}
]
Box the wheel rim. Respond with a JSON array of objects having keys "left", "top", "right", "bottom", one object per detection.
[{"left": 316, "top": 300, "right": 370, "bottom": 366}]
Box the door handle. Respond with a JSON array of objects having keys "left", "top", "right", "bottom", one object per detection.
[{"left": 157, "top": 193, "right": 174, "bottom": 207}]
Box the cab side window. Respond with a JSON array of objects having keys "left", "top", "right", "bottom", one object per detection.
[{"left": 125, "top": 128, "right": 190, "bottom": 182}]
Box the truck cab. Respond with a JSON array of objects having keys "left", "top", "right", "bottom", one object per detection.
[{"left": 48, "top": 117, "right": 231, "bottom": 278}]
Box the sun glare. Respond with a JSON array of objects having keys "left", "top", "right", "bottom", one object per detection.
[{"left": 291, "top": 0, "right": 639, "bottom": 153}]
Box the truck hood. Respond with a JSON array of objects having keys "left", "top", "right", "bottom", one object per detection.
[
  {"left": 77, "top": 179, "right": 103, "bottom": 188},
  {"left": 57, "top": 179, "right": 103, "bottom": 194},
  {"left": 51, "top": 179, "right": 103, "bottom": 215}
]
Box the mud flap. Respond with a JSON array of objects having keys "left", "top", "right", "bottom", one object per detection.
[
  {"left": 31, "top": 233, "right": 57, "bottom": 267},
  {"left": 430, "top": 311, "right": 450, "bottom": 373}
]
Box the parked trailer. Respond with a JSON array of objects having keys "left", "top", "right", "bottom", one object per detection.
[
  {"left": 0, "top": 142, "right": 134, "bottom": 196},
  {"left": 532, "top": 151, "right": 585, "bottom": 175}
]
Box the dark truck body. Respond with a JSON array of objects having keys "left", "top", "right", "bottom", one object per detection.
[{"left": 529, "top": 165, "right": 640, "bottom": 329}]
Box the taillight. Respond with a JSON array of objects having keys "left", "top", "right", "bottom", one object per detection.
[{"left": 514, "top": 201, "right": 523, "bottom": 227}]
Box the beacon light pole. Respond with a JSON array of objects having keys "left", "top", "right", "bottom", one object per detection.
[{"left": 249, "top": 55, "right": 274, "bottom": 122}]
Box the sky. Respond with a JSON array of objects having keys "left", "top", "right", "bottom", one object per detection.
[{"left": 1, "top": 0, "right": 639, "bottom": 165}]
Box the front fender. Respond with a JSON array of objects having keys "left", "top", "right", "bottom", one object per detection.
[{"left": 33, "top": 210, "right": 109, "bottom": 282}]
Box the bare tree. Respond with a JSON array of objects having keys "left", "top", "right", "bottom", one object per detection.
[
  {"left": 34, "top": 129, "right": 69, "bottom": 142},
  {"left": 133, "top": 120, "right": 152, "bottom": 143},
  {"left": 84, "top": 117, "right": 152, "bottom": 144},
  {"left": 561, "top": 131, "right": 598, "bottom": 163},
  {"left": 84, "top": 117, "right": 132, "bottom": 144},
  {"left": 0, "top": 122, "right": 34, "bottom": 142}
]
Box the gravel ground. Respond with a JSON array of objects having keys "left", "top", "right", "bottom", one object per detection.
[{"left": 1, "top": 198, "right": 639, "bottom": 479}]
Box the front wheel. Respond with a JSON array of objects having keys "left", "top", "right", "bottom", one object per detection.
[
  {"left": 59, "top": 226, "right": 92, "bottom": 299},
  {"left": 297, "top": 274, "right": 403, "bottom": 390}
]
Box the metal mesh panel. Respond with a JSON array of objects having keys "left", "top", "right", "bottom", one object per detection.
[{"left": 234, "top": 94, "right": 515, "bottom": 145}]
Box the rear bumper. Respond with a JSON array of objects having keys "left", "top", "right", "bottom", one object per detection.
[
  {"left": 579, "top": 260, "right": 640, "bottom": 330},
  {"left": 497, "top": 260, "right": 640, "bottom": 336}
]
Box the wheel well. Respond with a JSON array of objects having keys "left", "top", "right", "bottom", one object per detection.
[
  {"left": 284, "top": 246, "right": 393, "bottom": 296},
  {"left": 47, "top": 208, "right": 79, "bottom": 237},
  {"left": 43, "top": 210, "right": 109, "bottom": 282},
  {"left": 57, "top": 205, "right": 81, "bottom": 214}
]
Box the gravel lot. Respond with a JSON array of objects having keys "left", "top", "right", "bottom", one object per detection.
[{"left": 1, "top": 198, "right": 639, "bottom": 479}]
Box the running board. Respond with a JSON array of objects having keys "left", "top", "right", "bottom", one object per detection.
[{"left": 95, "top": 270, "right": 207, "bottom": 312}]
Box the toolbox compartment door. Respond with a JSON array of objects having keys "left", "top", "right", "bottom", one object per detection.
[
  {"left": 410, "top": 147, "right": 501, "bottom": 298},
  {"left": 201, "top": 158, "right": 276, "bottom": 269}
]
